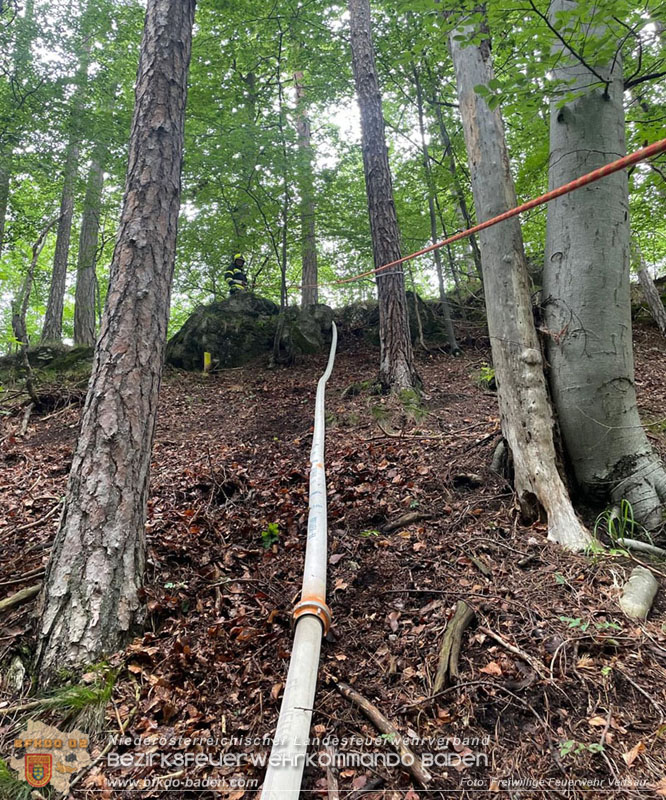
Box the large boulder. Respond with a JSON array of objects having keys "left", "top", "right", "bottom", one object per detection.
[
  {"left": 165, "top": 293, "right": 335, "bottom": 370},
  {"left": 332, "top": 293, "right": 460, "bottom": 347}
]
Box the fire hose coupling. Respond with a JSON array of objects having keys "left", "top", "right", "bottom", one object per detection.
[{"left": 293, "top": 596, "right": 332, "bottom": 637}]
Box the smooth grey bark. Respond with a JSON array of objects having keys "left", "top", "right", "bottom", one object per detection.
[
  {"left": 41, "top": 42, "right": 90, "bottom": 343},
  {"left": 348, "top": 0, "right": 418, "bottom": 392},
  {"left": 11, "top": 216, "right": 58, "bottom": 347},
  {"left": 413, "top": 64, "right": 459, "bottom": 354},
  {"left": 544, "top": 0, "right": 666, "bottom": 529},
  {"left": 426, "top": 72, "right": 483, "bottom": 284},
  {"left": 638, "top": 269, "right": 666, "bottom": 336},
  {"left": 633, "top": 242, "right": 666, "bottom": 336},
  {"left": 36, "top": 0, "right": 196, "bottom": 680},
  {"left": 449, "top": 21, "right": 590, "bottom": 551},
  {"left": 73, "top": 152, "right": 104, "bottom": 346},
  {"left": 294, "top": 71, "right": 318, "bottom": 308}
]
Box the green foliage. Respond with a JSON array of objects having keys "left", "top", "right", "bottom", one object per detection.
[
  {"left": 0, "top": 0, "right": 664, "bottom": 348},
  {"left": 41, "top": 670, "right": 116, "bottom": 713},
  {"left": 476, "top": 363, "right": 495, "bottom": 389},
  {"left": 559, "top": 616, "right": 622, "bottom": 634},
  {"left": 559, "top": 739, "right": 605, "bottom": 759},
  {"left": 593, "top": 499, "right": 651, "bottom": 546},
  {"left": 261, "top": 522, "right": 280, "bottom": 549},
  {"left": 0, "top": 758, "right": 32, "bottom": 800},
  {"left": 398, "top": 387, "right": 425, "bottom": 420}
]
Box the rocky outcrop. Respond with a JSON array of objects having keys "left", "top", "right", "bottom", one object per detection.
[{"left": 165, "top": 293, "right": 335, "bottom": 370}]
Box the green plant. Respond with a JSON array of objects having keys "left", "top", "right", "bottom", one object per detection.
[
  {"left": 476, "top": 362, "right": 495, "bottom": 389},
  {"left": 398, "top": 388, "right": 425, "bottom": 421},
  {"left": 559, "top": 739, "right": 604, "bottom": 759},
  {"left": 359, "top": 529, "right": 380, "bottom": 538},
  {"left": 43, "top": 672, "right": 116, "bottom": 714},
  {"left": 0, "top": 758, "right": 33, "bottom": 800},
  {"left": 593, "top": 499, "right": 651, "bottom": 545},
  {"left": 261, "top": 522, "right": 280, "bottom": 549},
  {"left": 371, "top": 404, "right": 389, "bottom": 422}
]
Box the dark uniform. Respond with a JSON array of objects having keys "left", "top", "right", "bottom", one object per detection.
[{"left": 225, "top": 254, "right": 248, "bottom": 294}]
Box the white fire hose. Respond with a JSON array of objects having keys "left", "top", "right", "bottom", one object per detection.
[{"left": 261, "top": 321, "right": 338, "bottom": 799}]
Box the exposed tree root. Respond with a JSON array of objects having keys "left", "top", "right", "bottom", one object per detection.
[
  {"left": 616, "top": 538, "right": 666, "bottom": 559},
  {"left": 611, "top": 454, "right": 666, "bottom": 532},
  {"left": 433, "top": 600, "right": 475, "bottom": 694},
  {"left": 335, "top": 681, "right": 432, "bottom": 788},
  {"left": 0, "top": 583, "right": 41, "bottom": 614}
]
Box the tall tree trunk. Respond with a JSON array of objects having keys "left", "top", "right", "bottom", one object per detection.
[
  {"left": 294, "top": 71, "right": 318, "bottom": 307},
  {"left": 41, "top": 39, "right": 91, "bottom": 343},
  {"left": 544, "top": 0, "right": 666, "bottom": 529},
  {"left": 635, "top": 242, "right": 666, "bottom": 336},
  {"left": 11, "top": 217, "right": 58, "bottom": 346},
  {"left": 0, "top": 0, "right": 35, "bottom": 255},
  {"left": 348, "top": 0, "right": 418, "bottom": 392},
  {"left": 36, "top": 0, "right": 196, "bottom": 681},
  {"left": 426, "top": 72, "right": 483, "bottom": 285},
  {"left": 73, "top": 151, "right": 104, "bottom": 346},
  {"left": 0, "top": 155, "right": 9, "bottom": 255},
  {"left": 413, "top": 64, "right": 459, "bottom": 354},
  {"left": 449, "top": 17, "right": 590, "bottom": 551}
]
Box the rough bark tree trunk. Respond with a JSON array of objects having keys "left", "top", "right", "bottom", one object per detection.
[
  {"left": 413, "top": 64, "right": 459, "bottom": 354},
  {"left": 0, "top": 0, "right": 35, "bottom": 256},
  {"left": 348, "top": 0, "right": 418, "bottom": 392},
  {"left": 294, "top": 71, "right": 318, "bottom": 308},
  {"left": 73, "top": 150, "right": 105, "bottom": 347},
  {"left": 449, "top": 18, "right": 590, "bottom": 550},
  {"left": 41, "top": 41, "right": 90, "bottom": 343},
  {"left": 36, "top": 0, "right": 196, "bottom": 681},
  {"left": 544, "top": 0, "right": 666, "bottom": 529},
  {"left": 0, "top": 155, "right": 9, "bottom": 255}
]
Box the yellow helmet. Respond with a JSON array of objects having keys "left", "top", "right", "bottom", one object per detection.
[{"left": 234, "top": 253, "right": 243, "bottom": 260}]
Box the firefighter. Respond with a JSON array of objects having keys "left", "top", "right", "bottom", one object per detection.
[{"left": 225, "top": 254, "right": 248, "bottom": 294}]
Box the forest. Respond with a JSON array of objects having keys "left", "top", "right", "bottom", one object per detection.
[{"left": 1, "top": 0, "right": 666, "bottom": 797}]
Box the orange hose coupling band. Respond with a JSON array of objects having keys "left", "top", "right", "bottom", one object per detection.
[{"left": 293, "top": 597, "right": 332, "bottom": 637}]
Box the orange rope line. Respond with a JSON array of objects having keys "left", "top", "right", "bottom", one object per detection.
[{"left": 306, "top": 137, "right": 666, "bottom": 290}]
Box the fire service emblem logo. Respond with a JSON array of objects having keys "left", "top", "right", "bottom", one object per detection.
[
  {"left": 9, "top": 719, "right": 91, "bottom": 793},
  {"left": 25, "top": 753, "right": 52, "bottom": 788}
]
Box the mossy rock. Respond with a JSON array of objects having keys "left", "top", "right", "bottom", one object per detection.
[
  {"left": 166, "top": 294, "right": 334, "bottom": 370},
  {"left": 0, "top": 345, "right": 94, "bottom": 384}
]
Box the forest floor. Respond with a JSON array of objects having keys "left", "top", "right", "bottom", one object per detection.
[{"left": 1, "top": 321, "right": 666, "bottom": 799}]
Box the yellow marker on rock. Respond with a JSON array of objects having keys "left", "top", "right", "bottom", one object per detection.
[{"left": 203, "top": 351, "right": 212, "bottom": 374}]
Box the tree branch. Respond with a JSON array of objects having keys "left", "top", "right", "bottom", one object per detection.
[{"left": 527, "top": 0, "right": 609, "bottom": 91}]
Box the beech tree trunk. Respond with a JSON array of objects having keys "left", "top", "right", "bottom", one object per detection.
[
  {"left": 449, "top": 18, "right": 590, "bottom": 551},
  {"left": 544, "top": 0, "right": 666, "bottom": 529},
  {"left": 633, "top": 242, "right": 666, "bottom": 336},
  {"left": 11, "top": 217, "right": 57, "bottom": 346},
  {"left": 638, "top": 269, "right": 666, "bottom": 336},
  {"left": 427, "top": 77, "right": 483, "bottom": 284},
  {"left": 41, "top": 43, "right": 90, "bottom": 343},
  {"left": 36, "top": 0, "right": 196, "bottom": 680},
  {"left": 294, "top": 71, "right": 318, "bottom": 308},
  {"left": 73, "top": 150, "right": 105, "bottom": 346},
  {"left": 348, "top": 0, "right": 418, "bottom": 392},
  {"left": 413, "top": 64, "right": 459, "bottom": 354}
]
